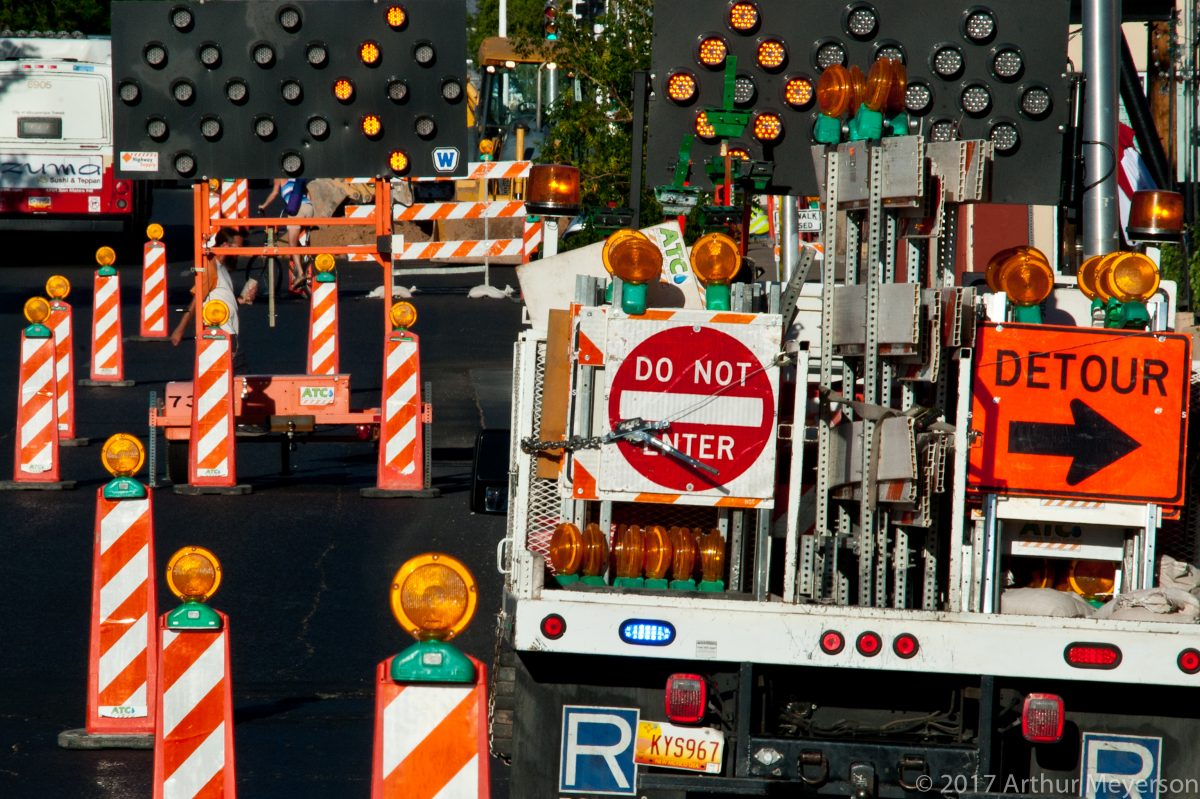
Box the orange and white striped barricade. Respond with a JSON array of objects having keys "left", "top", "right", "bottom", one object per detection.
[
  {"left": 179, "top": 303, "right": 248, "bottom": 495},
  {"left": 2, "top": 300, "right": 74, "bottom": 490},
  {"left": 306, "top": 267, "right": 339, "bottom": 375},
  {"left": 370, "top": 654, "right": 490, "bottom": 798},
  {"left": 153, "top": 611, "right": 236, "bottom": 798},
  {"left": 135, "top": 231, "right": 169, "bottom": 340},
  {"left": 82, "top": 256, "right": 134, "bottom": 387},
  {"left": 59, "top": 470, "right": 159, "bottom": 749},
  {"left": 46, "top": 286, "right": 86, "bottom": 446},
  {"left": 363, "top": 303, "right": 437, "bottom": 497}
]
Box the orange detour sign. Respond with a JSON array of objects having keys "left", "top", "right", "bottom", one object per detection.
[{"left": 968, "top": 323, "right": 1190, "bottom": 504}]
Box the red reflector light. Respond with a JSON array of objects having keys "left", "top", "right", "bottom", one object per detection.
[
  {"left": 665, "top": 673, "right": 706, "bottom": 724},
  {"left": 893, "top": 633, "right": 919, "bottom": 659},
  {"left": 856, "top": 631, "right": 882, "bottom": 657},
  {"left": 1064, "top": 643, "right": 1122, "bottom": 669},
  {"left": 1179, "top": 648, "right": 1200, "bottom": 674},
  {"left": 1021, "top": 693, "right": 1064, "bottom": 743},
  {"left": 819, "top": 630, "right": 845, "bottom": 655},
  {"left": 540, "top": 613, "right": 565, "bottom": 640}
]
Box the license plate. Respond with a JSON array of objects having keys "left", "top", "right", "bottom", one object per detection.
[
  {"left": 28, "top": 196, "right": 50, "bottom": 209},
  {"left": 634, "top": 720, "right": 723, "bottom": 773}
]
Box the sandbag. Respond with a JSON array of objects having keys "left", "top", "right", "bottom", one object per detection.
[
  {"left": 999, "top": 588, "right": 1094, "bottom": 618},
  {"left": 1094, "top": 587, "right": 1200, "bottom": 623}
]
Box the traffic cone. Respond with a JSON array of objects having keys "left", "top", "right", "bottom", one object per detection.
[
  {"left": 307, "top": 256, "right": 340, "bottom": 375},
  {"left": 371, "top": 554, "right": 489, "bottom": 799},
  {"left": 58, "top": 434, "right": 158, "bottom": 749},
  {"left": 81, "top": 246, "right": 134, "bottom": 387},
  {"left": 362, "top": 302, "right": 438, "bottom": 498},
  {"left": 153, "top": 546, "right": 236, "bottom": 799},
  {"left": 44, "top": 275, "right": 87, "bottom": 446},
  {"left": 1, "top": 297, "right": 74, "bottom": 490},
  {"left": 134, "top": 225, "right": 169, "bottom": 340},
  {"left": 178, "top": 299, "right": 248, "bottom": 495}
]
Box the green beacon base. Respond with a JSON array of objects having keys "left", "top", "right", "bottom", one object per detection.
[
  {"left": 613, "top": 577, "right": 645, "bottom": 589},
  {"left": 699, "top": 580, "right": 725, "bottom": 593},
  {"left": 166, "top": 601, "right": 222, "bottom": 631},
  {"left": 643, "top": 578, "right": 669, "bottom": 590},
  {"left": 669, "top": 579, "right": 698, "bottom": 591},
  {"left": 391, "top": 639, "right": 476, "bottom": 683},
  {"left": 555, "top": 573, "right": 581, "bottom": 587}
]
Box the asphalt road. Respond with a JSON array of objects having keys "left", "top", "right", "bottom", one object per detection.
[{"left": 0, "top": 226, "right": 524, "bottom": 797}]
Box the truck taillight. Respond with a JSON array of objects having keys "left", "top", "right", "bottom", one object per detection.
[
  {"left": 115, "top": 180, "right": 130, "bottom": 194},
  {"left": 819, "top": 630, "right": 845, "bottom": 655},
  {"left": 1064, "top": 643, "right": 1121, "bottom": 669},
  {"left": 892, "top": 633, "right": 919, "bottom": 659},
  {"left": 855, "top": 631, "right": 882, "bottom": 657},
  {"left": 1178, "top": 648, "right": 1200, "bottom": 674},
  {"left": 665, "top": 673, "right": 706, "bottom": 724},
  {"left": 540, "top": 613, "right": 565, "bottom": 640},
  {"left": 1021, "top": 693, "right": 1064, "bottom": 743}
]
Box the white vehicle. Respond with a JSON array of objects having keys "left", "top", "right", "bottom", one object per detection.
[
  {"left": 0, "top": 32, "right": 145, "bottom": 234},
  {"left": 489, "top": 140, "right": 1200, "bottom": 799}
]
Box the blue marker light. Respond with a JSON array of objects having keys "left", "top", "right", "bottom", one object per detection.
[{"left": 619, "top": 619, "right": 676, "bottom": 646}]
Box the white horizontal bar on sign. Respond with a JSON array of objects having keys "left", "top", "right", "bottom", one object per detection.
[
  {"left": 404, "top": 161, "right": 531, "bottom": 182},
  {"left": 618, "top": 391, "right": 764, "bottom": 427},
  {"left": 393, "top": 200, "right": 527, "bottom": 222}
]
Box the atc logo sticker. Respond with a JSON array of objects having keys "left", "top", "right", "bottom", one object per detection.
[
  {"left": 432, "top": 147, "right": 460, "bottom": 173},
  {"left": 299, "top": 386, "right": 335, "bottom": 406},
  {"left": 1081, "top": 733, "right": 1162, "bottom": 799},
  {"left": 560, "top": 705, "right": 639, "bottom": 795}
]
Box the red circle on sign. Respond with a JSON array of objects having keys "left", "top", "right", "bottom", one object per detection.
[{"left": 607, "top": 325, "right": 774, "bottom": 492}]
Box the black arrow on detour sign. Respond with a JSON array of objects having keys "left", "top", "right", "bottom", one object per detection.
[{"left": 1007, "top": 398, "right": 1141, "bottom": 486}]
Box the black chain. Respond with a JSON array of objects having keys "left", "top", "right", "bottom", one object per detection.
[{"left": 520, "top": 434, "right": 607, "bottom": 453}]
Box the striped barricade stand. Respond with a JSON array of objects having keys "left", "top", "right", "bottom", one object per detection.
[
  {"left": 44, "top": 275, "right": 86, "bottom": 446},
  {"left": 371, "top": 554, "right": 489, "bottom": 799},
  {"left": 83, "top": 246, "right": 133, "bottom": 387},
  {"left": 370, "top": 655, "right": 490, "bottom": 798},
  {"left": 363, "top": 302, "right": 437, "bottom": 498},
  {"left": 59, "top": 434, "right": 158, "bottom": 749},
  {"left": 180, "top": 300, "right": 248, "bottom": 495},
  {"left": 2, "top": 298, "right": 73, "bottom": 490},
  {"left": 153, "top": 546, "right": 235, "bottom": 799},
  {"left": 135, "top": 224, "right": 169, "bottom": 340},
  {"left": 307, "top": 256, "right": 340, "bottom": 375}
]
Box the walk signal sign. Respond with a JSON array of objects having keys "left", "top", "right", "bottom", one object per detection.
[
  {"left": 646, "top": 0, "right": 1070, "bottom": 203},
  {"left": 111, "top": 0, "right": 467, "bottom": 179},
  {"left": 968, "top": 323, "right": 1191, "bottom": 505}
]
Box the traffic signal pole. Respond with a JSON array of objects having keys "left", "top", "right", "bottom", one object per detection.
[{"left": 1081, "top": 0, "right": 1121, "bottom": 258}]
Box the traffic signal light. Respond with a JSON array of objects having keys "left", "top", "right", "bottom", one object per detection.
[
  {"left": 111, "top": 1, "right": 468, "bottom": 180},
  {"left": 544, "top": 0, "right": 559, "bottom": 41},
  {"left": 646, "top": 0, "right": 1070, "bottom": 203}
]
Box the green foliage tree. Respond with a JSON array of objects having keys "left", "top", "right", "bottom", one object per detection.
[
  {"left": 0, "top": 0, "right": 111, "bottom": 34},
  {"left": 513, "top": 0, "right": 660, "bottom": 248}
]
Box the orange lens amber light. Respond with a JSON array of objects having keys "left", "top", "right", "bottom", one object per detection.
[
  {"left": 848, "top": 65, "right": 866, "bottom": 112},
  {"left": 728, "top": 147, "right": 750, "bottom": 160},
  {"left": 549, "top": 522, "right": 584, "bottom": 575},
  {"left": 698, "top": 36, "right": 728, "bottom": 67},
  {"left": 885, "top": 58, "right": 907, "bottom": 114},
  {"left": 784, "top": 76, "right": 813, "bottom": 107},
  {"left": 694, "top": 111, "right": 716, "bottom": 139},
  {"left": 389, "top": 150, "right": 409, "bottom": 174},
  {"left": 690, "top": 232, "right": 741, "bottom": 284},
  {"left": 614, "top": 525, "right": 646, "bottom": 579},
  {"left": 360, "top": 41, "right": 381, "bottom": 65},
  {"left": 333, "top": 78, "right": 355, "bottom": 101},
  {"left": 863, "top": 58, "right": 894, "bottom": 111},
  {"left": 728, "top": 1, "right": 759, "bottom": 31},
  {"left": 756, "top": 39, "right": 786, "bottom": 70},
  {"left": 998, "top": 255, "right": 1054, "bottom": 306},
  {"left": 1108, "top": 252, "right": 1160, "bottom": 302},
  {"left": 666, "top": 72, "right": 697, "bottom": 103},
  {"left": 984, "top": 245, "right": 1046, "bottom": 292},
  {"left": 1069, "top": 560, "right": 1116, "bottom": 598},
  {"left": 698, "top": 529, "right": 725, "bottom": 583},
  {"left": 581, "top": 523, "right": 609, "bottom": 577},
  {"left": 1076, "top": 255, "right": 1104, "bottom": 300},
  {"left": 644, "top": 525, "right": 673, "bottom": 580},
  {"left": 386, "top": 4, "right": 407, "bottom": 28},
  {"left": 361, "top": 114, "right": 382, "bottom": 137},
  {"left": 816, "top": 63, "right": 852, "bottom": 117},
  {"left": 1128, "top": 189, "right": 1185, "bottom": 239},
  {"left": 752, "top": 112, "right": 782, "bottom": 142},
  {"left": 607, "top": 234, "right": 663, "bottom": 284},
  {"left": 670, "top": 528, "right": 698, "bottom": 581}
]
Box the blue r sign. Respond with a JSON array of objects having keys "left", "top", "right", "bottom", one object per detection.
[
  {"left": 559, "top": 705, "right": 639, "bottom": 795},
  {"left": 1082, "top": 732, "right": 1162, "bottom": 799}
]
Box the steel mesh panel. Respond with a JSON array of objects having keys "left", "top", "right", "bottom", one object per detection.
[{"left": 525, "top": 340, "right": 560, "bottom": 558}]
